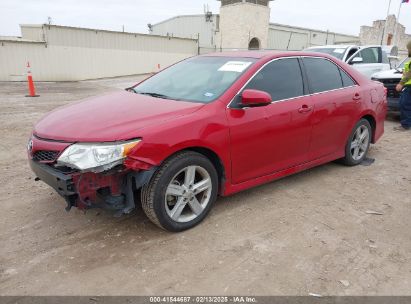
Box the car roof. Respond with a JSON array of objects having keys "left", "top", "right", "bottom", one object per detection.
[
  {"left": 200, "top": 50, "right": 341, "bottom": 60},
  {"left": 201, "top": 50, "right": 284, "bottom": 59},
  {"left": 200, "top": 50, "right": 371, "bottom": 85},
  {"left": 306, "top": 45, "right": 354, "bottom": 49}
]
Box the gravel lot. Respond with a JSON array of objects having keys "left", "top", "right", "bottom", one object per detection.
[{"left": 0, "top": 77, "right": 410, "bottom": 296}]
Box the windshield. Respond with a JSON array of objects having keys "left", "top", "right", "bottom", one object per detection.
[
  {"left": 397, "top": 57, "right": 409, "bottom": 69},
  {"left": 132, "top": 56, "right": 256, "bottom": 103},
  {"left": 308, "top": 47, "right": 347, "bottom": 60}
]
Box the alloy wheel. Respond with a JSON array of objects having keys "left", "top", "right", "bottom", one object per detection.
[
  {"left": 164, "top": 165, "right": 212, "bottom": 223},
  {"left": 350, "top": 125, "right": 370, "bottom": 161}
]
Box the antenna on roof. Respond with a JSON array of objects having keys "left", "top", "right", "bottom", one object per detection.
[
  {"left": 47, "top": 16, "right": 52, "bottom": 25},
  {"left": 204, "top": 4, "right": 213, "bottom": 22}
]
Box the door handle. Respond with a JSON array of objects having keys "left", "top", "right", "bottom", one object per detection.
[
  {"left": 353, "top": 93, "right": 361, "bottom": 101},
  {"left": 298, "top": 105, "right": 313, "bottom": 113}
]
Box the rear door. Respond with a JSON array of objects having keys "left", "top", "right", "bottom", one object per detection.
[
  {"left": 348, "top": 46, "right": 390, "bottom": 78},
  {"left": 301, "top": 57, "right": 360, "bottom": 160},
  {"left": 227, "top": 57, "right": 313, "bottom": 184}
]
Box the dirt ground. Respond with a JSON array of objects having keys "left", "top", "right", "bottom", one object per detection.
[{"left": 0, "top": 77, "right": 410, "bottom": 296}]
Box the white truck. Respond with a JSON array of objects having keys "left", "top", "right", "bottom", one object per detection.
[
  {"left": 305, "top": 45, "right": 391, "bottom": 78},
  {"left": 371, "top": 57, "right": 409, "bottom": 112}
]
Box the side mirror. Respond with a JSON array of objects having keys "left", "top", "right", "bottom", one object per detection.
[
  {"left": 350, "top": 57, "right": 363, "bottom": 65},
  {"left": 241, "top": 89, "right": 272, "bottom": 107}
]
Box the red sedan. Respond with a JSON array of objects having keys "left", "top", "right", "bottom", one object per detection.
[{"left": 28, "top": 51, "right": 387, "bottom": 232}]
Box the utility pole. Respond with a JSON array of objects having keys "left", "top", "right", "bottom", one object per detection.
[
  {"left": 381, "top": 0, "right": 392, "bottom": 45},
  {"left": 197, "top": 33, "right": 200, "bottom": 55},
  {"left": 393, "top": 0, "right": 405, "bottom": 45}
]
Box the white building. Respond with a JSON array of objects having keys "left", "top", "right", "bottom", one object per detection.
[
  {"left": 360, "top": 14, "right": 411, "bottom": 57},
  {"left": 0, "top": 24, "right": 197, "bottom": 81},
  {"left": 150, "top": 0, "right": 359, "bottom": 52}
]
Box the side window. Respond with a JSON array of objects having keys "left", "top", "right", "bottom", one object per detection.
[
  {"left": 381, "top": 51, "right": 389, "bottom": 64},
  {"left": 346, "top": 47, "right": 358, "bottom": 60},
  {"left": 355, "top": 48, "right": 380, "bottom": 64},
  {"left": 339, "top": 68, "right": 356, "bottom": 87},
  {"left": 303, "top": 58, "right": 343, "bottom": 93},
  {"left": 244, "top": 58, "right": 304, "bottom": 102}
]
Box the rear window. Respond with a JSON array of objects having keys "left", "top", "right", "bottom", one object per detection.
[
  {"left": 303, "top": 57, "right": 344, "bottom": 93},
  {"left": 340, "top": 69, "right": 356, "bottom": 87}
]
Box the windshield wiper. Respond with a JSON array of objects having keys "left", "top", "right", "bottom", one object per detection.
[{"left": 136, "top": 91, "right": 173, "bottom": 99}]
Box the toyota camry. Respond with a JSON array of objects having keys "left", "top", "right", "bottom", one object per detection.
[{"left": 28, "top": 51, "right": 387, "bottom": 232}]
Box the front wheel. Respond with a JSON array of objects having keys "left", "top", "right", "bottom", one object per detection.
[
  {"left": 341, "top": 119, "right": 372, "bottom": 166},
  {"left": 141, "top": 151, "right": 218, "bottom": 232}
]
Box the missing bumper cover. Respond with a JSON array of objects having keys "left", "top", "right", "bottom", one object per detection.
[{"left": 30, "top": 158, "right": 156, "bottom": 216}]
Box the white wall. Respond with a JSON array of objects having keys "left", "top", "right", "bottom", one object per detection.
[
  {"left": 0, "top": 25, "right": 198, "bottom": 81},
  {"left": 268, "top": 23, "right": 359, "bottom": 50},
  {"left": 151, "top": 15, "right": 218, "bottom": 49},
  {"left": 268, "top": 29, "right": 308, "bottom": 51}
]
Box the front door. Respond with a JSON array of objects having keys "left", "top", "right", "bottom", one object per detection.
[{"left": 227, "top": 57, "right": 314, "bottom": 184}]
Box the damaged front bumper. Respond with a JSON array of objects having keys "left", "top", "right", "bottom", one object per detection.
[{"left": 29, "top": 159, "right": 155, "bottom": 216}]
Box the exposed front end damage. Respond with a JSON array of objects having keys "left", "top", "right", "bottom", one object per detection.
[{"left": 28, "top": 136, "right": 156, "bottom": 216}]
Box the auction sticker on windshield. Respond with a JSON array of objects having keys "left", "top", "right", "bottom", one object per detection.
[{"left": 218, "top": 61, "right": 252, "bottom": 73}]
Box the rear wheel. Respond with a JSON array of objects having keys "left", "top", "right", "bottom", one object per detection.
[
  {"left": 141, "top": 151, "right": 218, "bottom": 232},
  {"left": 341, "top": 119, "right": 372, "bottom": 166}
]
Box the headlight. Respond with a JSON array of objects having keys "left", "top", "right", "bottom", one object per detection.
[{"left": 57, "top": 139, "right": 141, "bottom": 172}]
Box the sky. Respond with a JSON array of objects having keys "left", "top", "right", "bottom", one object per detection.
[{"left": 1, "top": 0, "right": 411, "bottom": 37}]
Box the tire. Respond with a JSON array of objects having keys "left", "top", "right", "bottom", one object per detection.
[
  {"left": 341, "top": 119, "right": 372, "bottom": 166},
  {"left": 141, "top": 151, "right": 218, "bottom": 232}
]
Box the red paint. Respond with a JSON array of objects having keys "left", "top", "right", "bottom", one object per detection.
[
  {"left": 241, "top": 89, "right": 272, "bottom": 106},
  {"left": 72, "top": 171, "right": 126, "bottom": 209},
  {"left": 31, "top": 51, "right": 387, "bottom": 199}
]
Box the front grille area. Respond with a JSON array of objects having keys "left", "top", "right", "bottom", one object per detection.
[
  {"left": 380, "top": 78, "right": 399, "bottom": 85},
  {"left": 374, "top": 78, "right": 400, "bottom": 99},
  {"left": 33, "top": 150, "right": 59, "bottom": 163}
]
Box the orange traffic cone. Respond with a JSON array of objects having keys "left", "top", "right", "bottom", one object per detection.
[{"left": 26, "top": 62, "right": 39, "bottom": 97}]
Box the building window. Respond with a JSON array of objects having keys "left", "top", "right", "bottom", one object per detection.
[
  {"left": 387, "top": 33, "right": 393, "bottom": 46},
  {"left": 221, "top": 0, "right": 242, "bottom": 6},
  {"left": 248, "top": 37, "right": 260, "bottom": 50},
  {"left": 245, "top": 0, "right": 269, "bottom": 5},
  {"left": 221, "top": 0, "right": 269, "bottom": 6}
]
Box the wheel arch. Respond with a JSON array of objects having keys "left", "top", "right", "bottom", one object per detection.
[
  {"left": 361, "top": 113, "right": 377, "bottom": 143},
  {"left": 146, "top": 145, "right": 227, "bottom": 195},
  {"left": 180, "top": 147, "right": 226, "bottom": 195}
]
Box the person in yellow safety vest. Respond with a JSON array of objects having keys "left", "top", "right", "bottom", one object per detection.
[{"left": 395, "top": 41, "right": 411, "bottom": 131}]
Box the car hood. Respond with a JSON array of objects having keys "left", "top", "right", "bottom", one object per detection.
[
  {"left": 34, "top": 91, "right": 204, "bottom": 142},
  {"left": 372, "top": 69, "right": 402, "bottom": 79}
]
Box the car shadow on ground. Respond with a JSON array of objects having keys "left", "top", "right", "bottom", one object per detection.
[{"left": 62, "top": 160, "right": 348, "bottom": 239}]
